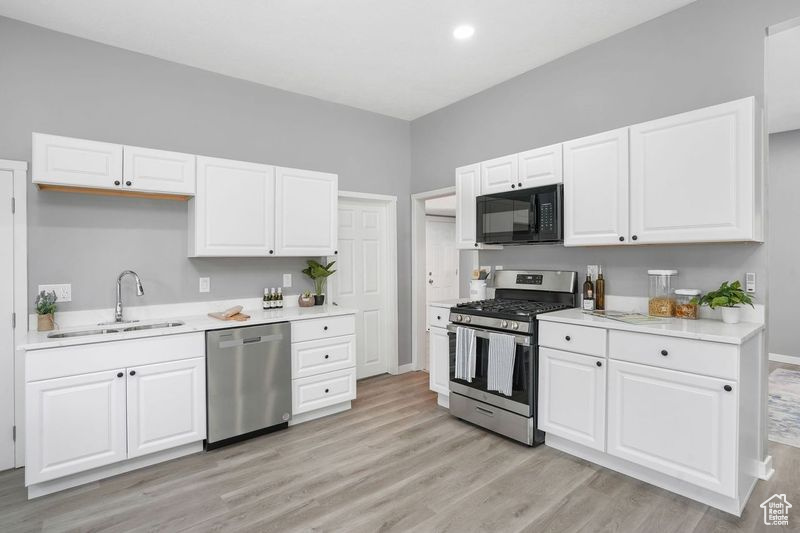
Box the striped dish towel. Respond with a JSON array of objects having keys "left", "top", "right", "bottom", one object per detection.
[
  {"left": 487, "top": 332, "right": 516, "bottom": 396},
  {"left": 455, "top": 326, "right": 476, "bottom": 382}
]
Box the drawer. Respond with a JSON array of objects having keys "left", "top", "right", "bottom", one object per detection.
[
  {"left": 427, "top": 306, "right": 450, "bottom": 329},
  {"left": 292, "top": 367, "right": 356, "bottom": 415},
  {"left": 291, "top": 314, "right": 356, "bottom": 343},
  {"left": 292, "top": 335, "right": 356, "bottom": 379},
  {"left": 539, "top": 321, "right": 607, "bottom": 357},
  {"left": 608, "top": 330, "right": 738, "bottom": 380}
]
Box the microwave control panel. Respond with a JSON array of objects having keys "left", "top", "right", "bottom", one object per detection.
[{"left": 539, "top": 201, "right": 554, "bottom": 232}]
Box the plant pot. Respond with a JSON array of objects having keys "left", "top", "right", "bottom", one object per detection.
[
  {"left": 721, "top": 307, "right": 741, "bottom": 324},
  {"left": 37, "top": 313, "right": 55, "bottom": 332},
  {"left": 314, "top": 294, "right": 325, "bottom": 306},
  {"left": 298, "top": 295, "right": 315, "bottom": 308}
]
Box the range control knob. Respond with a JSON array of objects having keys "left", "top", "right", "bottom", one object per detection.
[
  {"left": 500, "top": 320, "right": 508, "bottom": 328},
  {"left": 457, "top": 314, "right": 463, "bottom": 322},
  {"left": 464, "top": 316, "right": 471, "bottom": 323},
  {"left": 511, "top": 322, "right": 519, "bottom": 330}
]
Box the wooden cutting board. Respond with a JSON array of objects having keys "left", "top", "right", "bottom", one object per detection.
[{"left": 208, "top": 305, "right": 250, "bottom": 321}]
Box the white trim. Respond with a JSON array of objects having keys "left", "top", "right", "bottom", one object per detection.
[
  {"left": 767, "top": 15, "right": 800, "bottom": 35},
  {"left": 769, "top": 352, "right": 800, "bottom": 366},
  {"left": 411, "top": 186, "right": 457, "bottom": 372},
  {"left": 288, "top": 401, "right": 351, "bottom": 425},
  {"left": 0, "top": 159, "right": 28, "bottom": 469},
  {"left": 331, "top": 193, "right": 400, "bottom": 376},
  {"left": 756, "top": 455, "right": 775, "bottom": 480},
  {"left": 395, "top": 363, "right": 414, "bottom": 374},
  {"left": 339, "top": 190, "right": 398, "bottom": 203}
]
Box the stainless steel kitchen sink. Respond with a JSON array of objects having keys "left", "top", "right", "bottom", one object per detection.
[{"left": 46, "top": 321, "right": 185, "bottom": 339}]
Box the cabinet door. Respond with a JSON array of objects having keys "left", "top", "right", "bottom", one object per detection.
[
  {"left": 123, "top": 145, "right": 196, "bottom": 195},
  {"left": 25, "top": 369, "right": 127, "bottom": 484},
  {"left": 630, "top": 97, "right": 756, "bottom": 243},
  {"left": 292, "top": 367, "right": 356, "bottom": 415},
  {"left": 274, "top": 167, "right": 338, "bottom": 256},
  {"left": 519, "top": 144, "right": 563, "bottom": 188},
  {"left": 32, "top": 133, "right": 123, "bottom": 190},
  {"left": 191, "top": 156, "right": 275, "bottom": 256},
  {"left": 126, "top": 358, "right": 206, "bottom": 459},
  {"left": 456, "top": 164, "right": 480, "bottom": 249},
  {"left": 563, "top": 128, "right": 629, "bottom": 246},
  {"left": 607, "top": 360, "right": 737, "bottom": 497},
  {"left": 480, "top": 154, "right": 518, "bottom": 195},
  {"left": 428, "top": 327, "right": 451, "bottom": 396},
  {"left": 538, "top": 347, "right": 606, "bottom": 450}
]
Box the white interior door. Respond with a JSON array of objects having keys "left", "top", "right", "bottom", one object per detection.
[
  {"left": 425, "top": 216, "right": 459, "bottom": 304},
  {"left": 330, "top": 198, "right": 393, "bottom": 379},
  {"left": 0, "top": 170, "right": 14, "bottom": 470}
]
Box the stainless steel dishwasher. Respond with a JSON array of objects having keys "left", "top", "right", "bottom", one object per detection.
[{"left": 206, "top": 322, "right": 291, "bottom": 449}]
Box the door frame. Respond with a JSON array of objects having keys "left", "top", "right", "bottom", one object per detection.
[
  {"left": 330, "top": 191, "right": 399, "bottom": 375},
  {"left": 0, "top": 159, "right": 27, "bottom": 469},
  {"left": 411, "top": 186, "right": 475, "bottom": 371}
]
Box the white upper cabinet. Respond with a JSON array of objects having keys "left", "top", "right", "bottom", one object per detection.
[
  {"left": 563, "top": 128, "right": 629, "bottom": 246},
  {"left": 33, "top": 133, "right": 123, "bottom": 190},
  {"left": 123, "top": 145, "right": 196, "bottom": 195},
  {"left": 629, "top": 97, "right": 759, "bottom": 243},
  {"left": 455, "top": 163, "right": 480, "bottom": 249},
  {"left": 274, "top": 167, "right": 338, "bottom": 256},
  {"left": 480, "top": 154, "right": 518, "bottom": 194},
  {"left": 190, "top": 156, "right": 275, "bottom": 256},
  {"left": 518, "top": 143, "right": 563, "bottom": 188}
]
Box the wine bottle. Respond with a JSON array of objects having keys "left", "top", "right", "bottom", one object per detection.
[
  {"left": 596, "top": 267, "right": 605, "bottom": 311},
  {"left": 582, "top": 274, "right": 595, "bottom": 311},
  {"left": 262, "top": 288, "right": 270, "bottom": 310},
  {"left": 277, "top": 287, "right": 283, "bottom": 309}
]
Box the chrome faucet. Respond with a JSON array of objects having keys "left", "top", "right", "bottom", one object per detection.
[{"left": 114, "top": 270, "right": 144, "bottom": 323}]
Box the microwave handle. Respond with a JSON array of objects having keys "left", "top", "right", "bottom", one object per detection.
[{"left": 529, "top": 193, "right": 538, "bottom": 233}]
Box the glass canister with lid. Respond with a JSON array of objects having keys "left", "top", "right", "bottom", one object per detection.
[
  {"left": 648, "top": 270, "right": 678, "bottom": 317},
  {"left": 675, "top": 289, "right": 701, "bottom": 319}
]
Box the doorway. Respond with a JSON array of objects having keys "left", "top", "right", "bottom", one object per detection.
[
  {"left": 329, "top": 192, "right": 399, "bottom": 379},
  {"left": 0, "top": 160, "right": 27, "bottom": 470}
]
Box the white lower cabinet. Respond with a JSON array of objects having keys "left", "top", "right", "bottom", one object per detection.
[
  {"left": 292, "top": 367, "right": 357, "bottom": 415},
  {"left": 538, "top": 347, "right": 606, "bottom": 451},
  {"left": 25, "top": 369, "right": 128, "bottom": 485},
  {"left": 607, "top": 360, "right": 737, "bottom": 497},
  {"left": 428, "top": 325, "right": 450, "bottom": 397},
  {"left": 126, "top": 358, "right": 206, "bottom": 459}
]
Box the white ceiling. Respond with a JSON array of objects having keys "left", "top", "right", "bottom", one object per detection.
[
  {"left": 767, "top": 21, "right": 800, "bottom": 134},
  {"left": 0, "top": 0, "right": 697, "bottom": 120}
]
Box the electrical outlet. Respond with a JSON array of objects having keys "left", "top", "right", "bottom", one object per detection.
[
  {"left": 495, "top": 266, "right": 503, "bottom": 271},
  {"left": 283, "top": 273, "right": 292, "bottom": 287},
  {"left": 199, "top": 277, "right": 210, "bottom": 293},
  {"left": 587, "top": 265, "right": 599, "bottom": 280},
  {"left": 745, "top": 272, "right": 756, "bottom": 293},
  {"left": 38, "top": 284, "right": 71, "bottom": 302}
]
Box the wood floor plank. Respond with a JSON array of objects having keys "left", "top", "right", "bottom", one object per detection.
[{"left": 1, "top": 370, "right": 799, "bottom": 533}]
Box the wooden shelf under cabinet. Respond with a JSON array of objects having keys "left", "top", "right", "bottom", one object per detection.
[{"left": 36, "top": 183, "right": 191, "bottom": 201}]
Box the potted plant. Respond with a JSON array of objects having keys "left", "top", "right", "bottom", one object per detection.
[
  {"left": 298, "top": 291, "right": 315, "bottom": 308},
  {"left": 301, "top": 260, "right": 336, "bottom": 305},
  {"left": 35, "top": 290, "right": 58, "bottom": 332},
  {"left": 692, "top": 280, "right": 753, "bottom": 324}
]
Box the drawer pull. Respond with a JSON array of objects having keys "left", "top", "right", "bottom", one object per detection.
[
  {"left": 437, "top": 315, "right": 441, "bottom": 320},
  {"left": 475, "top": 406, "right": 494, "bottom": 416},
  {"left": 324, "top": 326, "right": 328, "bottom": 331},
  {"left": 565, "top": 335, "right": 571, "bottom": 341},
  {"left": 596, "top": 361, "right": 602, "bottom": 367},
  {"left": 660, "top": 349, "right": 668, "bottom": 356},
  {"left": 724, "top": 385, "right": 732, "bottom": 392},
  {"left": 324, "top": 354, "right": 329, "bottom": 359},
  {"left": 324, "top": 388, "right": 330, "bottom": 393}
]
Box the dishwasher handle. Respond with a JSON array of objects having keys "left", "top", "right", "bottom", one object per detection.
[{"left": 218, "top": 333, "right": 284, "bottom": 349}]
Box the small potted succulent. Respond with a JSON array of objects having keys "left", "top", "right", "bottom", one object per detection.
[
  {"left": 35, "top": 290, "right": 58, "bottom": 332},
  {"left": 301, "top": 260, "right": 336, "bottom": 305},
  {"left": 298, "top": 291, "right": 315, "bottom": 308},
  {"left": 692, "top": 280, "right": 754, "bottom": 324}
]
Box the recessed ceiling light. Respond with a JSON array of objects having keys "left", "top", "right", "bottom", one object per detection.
[{"left": 453, "top": 25, "right": 475, "bottom": 40}]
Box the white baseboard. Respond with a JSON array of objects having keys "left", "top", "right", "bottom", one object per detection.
[
  {"left": 756, "top": 455, "right": 775, "bottom": 480},
  {"left": 394, "top": 363, "right": 415, "bottom": 375},
  {"left": 289, "top": 401, "right": 351, "bottom": 425},
  {"left": 769, "top": 353, "right": 800, "bottom": 366}
]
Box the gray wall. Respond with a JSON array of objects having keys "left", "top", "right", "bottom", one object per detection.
[
  {"left": 0, "top": 17, "right": 413, "bottom": 363},
  {"left": 411, "top": 0, "right": 800, "bottom": 349},
  {"left": 768, "top": 129, "right": 800, "bottom": 356}
]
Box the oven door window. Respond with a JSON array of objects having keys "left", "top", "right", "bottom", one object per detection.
[{"left": 477, "top": 195, "right": 536, "bottom": 243}]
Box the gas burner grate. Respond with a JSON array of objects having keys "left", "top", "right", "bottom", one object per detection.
[{"left": 456, "top": 299, "right": 570, "bottom": 317}]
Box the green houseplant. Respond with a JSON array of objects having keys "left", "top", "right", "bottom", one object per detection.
[
  {"left": 301, "top": 260, "right": 336, "bottom": 305},
  {"left": 35, "top": 290, "right": 58, "bottom": 332},
  {"left": 692, "top": 280, "right": 753, "bottom": 324}
]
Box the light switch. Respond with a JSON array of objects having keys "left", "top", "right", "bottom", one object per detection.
[
  {"left": 38, "top": 284, "right": 72, "bottom": 302},
  {"left": 283, "top": 273, "right": 292, "bottom": 287},
  {"left": 199, "top": 277, "right": 211, "bottom": 293}
]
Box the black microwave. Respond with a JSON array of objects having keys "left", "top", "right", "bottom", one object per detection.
[{"left": 476, "top": 184, "right": 563, "bottom": 245}]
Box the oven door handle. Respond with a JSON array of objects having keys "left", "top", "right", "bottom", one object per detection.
[{"left": 446, "top": 324, "right": 531, "bottom": 346}]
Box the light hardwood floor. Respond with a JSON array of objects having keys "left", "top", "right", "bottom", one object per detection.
[{"left": 1, "top": 370, "right": 798, "bottom": 532}]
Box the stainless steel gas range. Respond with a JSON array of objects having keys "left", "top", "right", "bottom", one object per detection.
[{"left": 447, "top": 269, "right": 578, "bottom": 446}]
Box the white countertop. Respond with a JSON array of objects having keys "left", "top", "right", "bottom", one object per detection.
[
  {"left": 538, "top": 308, "right": 764, "bottom": 345},
  {"left": 428, "top": 298, "right": 472, "bottom": 309},
  {"left": 19, "top": 305, "right": 357, "bottom": 351}
]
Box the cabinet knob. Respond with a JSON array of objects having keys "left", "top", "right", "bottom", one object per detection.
[
  {"left": 323, "top": 326, "right": 328, "bottom": 331},
  {"left": 324, "top": 388, "right": 330, "bottom": 394},
  {"left": 518, "top": 182, "right": 522, "bottom": 187},
  {"left": 117, "top": 372, "right": 123, "bottom": 378},
  {"left": 511, "top": 184, "right": 516, "bottom": 189},
  {"left": 268, "top": 250, "right": 274, "bottom": 254},
  {"left": 474, "top": 243, "right": 478, "bottom": 248},
  {"left": 114, "top": 180, "right": 121, "bottom": 186},
  {"left": 619, "top": 236, "right": 625, "bottom": 242},
  {"left": 125, "top": 180, "right": 132, "bottom": 187},
  {"left": 565, "top": 335, "right": 571, "bottom": 341},
  {"left": 437, "top": 315, "right": 441, "bottom": 320},
  {"left": 596, "top": 361, "right": 602, "bottom": 367},
  {"left": 334, "top": 250, "right": 338, "bottom": 255},
  {"left": 724, "top": 385, "right": 732, "bottom": 392},
  {"left": 661, "top": 349, "right": 668, "bottom": 356},
  {"left": 129, "top": 370, "right": 136, "bottom": 376},
  {"left": 324, "top": 354, "right": 329, "bottom": 359},
  {"left": 632, "top": 235, "right": 638, "bottom": 241}
]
